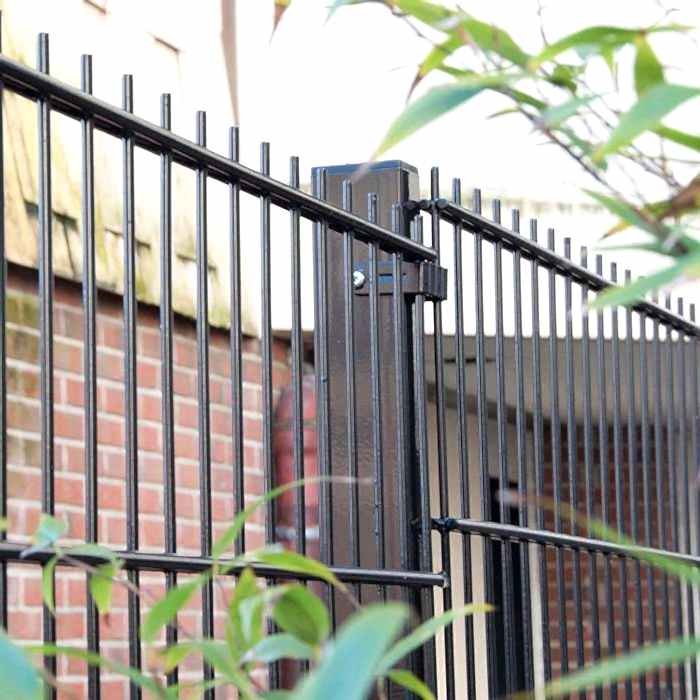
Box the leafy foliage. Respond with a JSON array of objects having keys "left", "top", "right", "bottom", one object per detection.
[
  {"left": 322, "top": 0, "right": 700, "bottom": 307},
  {"left": 0, "top": 486, "right": 489, "bottom": 699}
]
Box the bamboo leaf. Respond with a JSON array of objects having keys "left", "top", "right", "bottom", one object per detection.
[
  {"left": 456, "top": 16, "right": 530, "bottom": 67},
  {"left": 655, "top": 125, "right": 700, "bottom": 151},
  {"left": 545, "top": 638, "right": 700, "bottom": 697},
  {"left": 539, "top": 95, "right": 600, "bottom": 127},
  {"left": 228, "top": 568, "right": 263, "bottom": 654},
  {"left": 42, "top": 555, "right": 59, "bottom": 613},
  {"left": 588, "top": 250, "right": 700, "bottom": 310},
  {"left": 295, "top": 603, "right": 409, "bottom": 700},
  {"left": 242, "top": 548, "right": 343, "bottom": 591},
  {"left": 32, "top": 644, "right": 163, "bottom": 695},
  {"left": 141, "top": 577, "right": 203, "bottom": 643},
  {"left": 21, "top": 514, "right": 67, "bottom": 558},
  {"left": 245, "top": 634, "right": 315, "bottom": 664},
  {"left": 409, "top": 34, "right": 463, "bottom": 97},
  {"left": 378, "top": 603, "right": 493, "bottom": 674},
  {"left": 89, "top": 561, "right": 122, "bottom": 615},
  {"left": 272, "top": 585, "right": 330, "bottom": 646},
  {"left": 0, "top": 629, "right": 41, "bottom": 700},
  {"left": 387, "top": 669, "right": 435, "bottom": 700},
  {"left": 65, "top": 544, "right": 119, "bottom": 562},
  {"left": 594, "top": 84, "right": 700, "bottom": 161},
  {"left": 375, "top": 76, "right": 513, "bottom": 157},
  {"left": 634, "top": 35, "right": 664, "bottom": 95},
  {"left": 531, "top": 25, "right": 688, "bottom": 68}
]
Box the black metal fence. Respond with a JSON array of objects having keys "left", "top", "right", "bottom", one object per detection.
[{"left": 0, "top": 19, "right": 698, "bottom": 700}]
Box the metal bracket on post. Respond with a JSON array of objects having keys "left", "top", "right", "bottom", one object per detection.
[{"left": 352, "top": 260, "right": 448, "bottom": 301}]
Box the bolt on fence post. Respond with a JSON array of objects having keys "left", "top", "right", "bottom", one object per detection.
[{"left": 311, "top": 160, "right": 436, "bottom": 695}]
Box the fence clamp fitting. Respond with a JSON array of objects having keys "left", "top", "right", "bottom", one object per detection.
[{"left": 353, "top": 260, "right": 448, "bottom": 301}]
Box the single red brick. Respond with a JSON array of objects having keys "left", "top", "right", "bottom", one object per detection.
[{"left": 55, "top": 409, "right": 84, "bottom": 441}]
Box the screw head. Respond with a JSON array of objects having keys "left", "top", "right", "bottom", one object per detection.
[{"left": 352, "top": 270, "right": 366, "bottom": 290}]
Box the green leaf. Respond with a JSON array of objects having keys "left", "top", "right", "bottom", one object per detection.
[
  {"left": 228, "top": 568, "right": 263, "bottom": 654},
  {"left": 272, "top": 585, "right": 330, "bottom": 646},
  {"left": 66, "top": 544, "right": 119, "bottom": 562},
  {"left": 375, "top": 77, "right": 511, "bottom": 157},
  {"left": 589, "top": 250, "right": 700, "bottom": 310},
  {"left": 539, "top": 95, "right": 600, "bottom": 127},
  {"left": 544, "top": 638, "right": 700, "bottom": 697},
  {"left": 594, "top": 84, "right": 700, "bottom": 161},
  {"left": 242, "top": 548, "right": 342, "bottom": 590},
  {"left": 531, "top": 25, "right": 687, "bottom": 68},
  {"left": 395, "top": 0, "right": 453, "bottom": 27},
  {"left": 160, "top": 643, "right": 195, "bottom": 673},
  {"left": 655, "top": 125, "right": 700, "bottom": 152},
  {"left": 213, "top": 478, "right": 310, "bottom": 560},
  {"left": 295, "top": 603, "right": 410, "bottom": 700},
  {"left": 89, "top": 561, "right": 122, "bottom": 615},
  {"left": 42, "top": 555, "right": 59, "bottom": 613},
  {"left": 141, "top": 577, "right": 203, "bottom": 643},
  {"left": 0, "top": 517, "right": 8, "bottom": 533},
  {"left": 33, "top": 644, "right": 163, "bottom": 695},
  {"left": 387, "top": 669, "right": 435, "bottom": 700},
  {"left": 0, "top": 629, "right": 41, "bottom": 700},
  {"left": 245, "top": 634, "right": 315, "bottom": 664},
  {"left": 584, "top": 189, "right": 670, "bottom": 240},
  {"left": 410, "top": 34, "right": 464, "bottom": 96},
  {"left": 634, "top": 35, "right": 664, "bottom": 95},
  {"left": 378, "top": 603, "right": 493, "bottom": 674},
  {"left": 21, "top": 514, "right": 67, "bottom": 558},
  {"left": 457, "top": 16, "right": 530, "bottom": 67}
]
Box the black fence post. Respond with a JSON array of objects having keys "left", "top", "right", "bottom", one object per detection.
[{"left": 311, "top": 161, "right": 436, "bottom": 694}]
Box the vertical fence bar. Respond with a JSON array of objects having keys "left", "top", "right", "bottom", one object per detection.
[
  {"left": 610, "top": 264, "right": 632, "bottom": 700},
  {"left": 367, "top": 192, "right": 385, "bottom": 597},
  {"left": 410, "top": 214, "right": 437, "bottom": 692},
  {"left": 430, "top": 169, "right": 455, "bottom": 699},
  {"left": 312, "top": 169, "right": 333, "bottom": 615},
  {"left": 595, "top": 255, "right": 616, "bottom": 700},
  {"left": 624, "top": 269, "right": 645, "bottom": 700},
  {"left": 159, "top": 93, "right": 178, "bottom": 687},
  {"left": 80, "top": 53, "right": 100, "bottom": 699},
  {"left": 122, "top": 75, "right": 142, "bottom": 699},
  {"left": 289, "top": 155, "right": 305, "bottom": 556},
  {"left": 341, "top": 181, "right": 359, "bottom": 584},
  {"left": 531, "top": 220, "right": 552, "bottom": 682},
  {"left": 0, "top": 12, "right": 6, "bottom": 630},
  {"left": 493, "top": 199, "right": 517, "bottom": 695},
  {"left": 691, "top": 306, "right": 700, "bottom": 700},
  {"left": 639, "top": 306, "right": 660, "bottom": 699},
  {"left": 512, "top": 209, "right": 533, "bottom": 692},
  {"left": 563, "top": 238, "right": 584, "bottom": 696},
  {"left": 195, "top": 112, "right": 215, "bottom": 696},
  {"left": 37, "top": 34, "right": 57, "bottom": 696},
  {"left": 390, "top": 203, "right": 410, "bottom": 609},
  {"left": 260, "top": 143, "right": 275, "bottom": 549},
  {"left": 664, "top": 295, "right": 686, "bottom": 698},
  {"left": 547, "top": 229, "right": 568, "bottom": 683},
  {"left": 453, "top": 180, "right": 477, "bottom": 700},
  {"left": 581, "top": 247, "right": 602, "bottom": 700},
  {"left": 228, "top": 127, "right": 245, "bottom": 555},
  {"left": 473, "top": 189, "right": 497, "bottom": 693},
  {"left": 677, "top": 299, "right": 697, "bottom": 697},
  {"left": 651, "top": 301, "right": 673, "bottom": 691}
]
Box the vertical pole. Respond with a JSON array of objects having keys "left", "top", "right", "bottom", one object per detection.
[{"left": 313, "top": 161, "right": 435, "bottom": 690}]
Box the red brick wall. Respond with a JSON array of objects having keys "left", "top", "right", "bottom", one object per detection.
[
  {"left": 3, "top": 262, "right": 299, "bottom": 698},
  {"left": 540, "top": 424, "right": 687, "bottom": 698}
]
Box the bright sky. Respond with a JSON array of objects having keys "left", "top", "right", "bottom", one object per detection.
[{"left": 237, "top": 0, "right": 700, "bottom": 200}]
